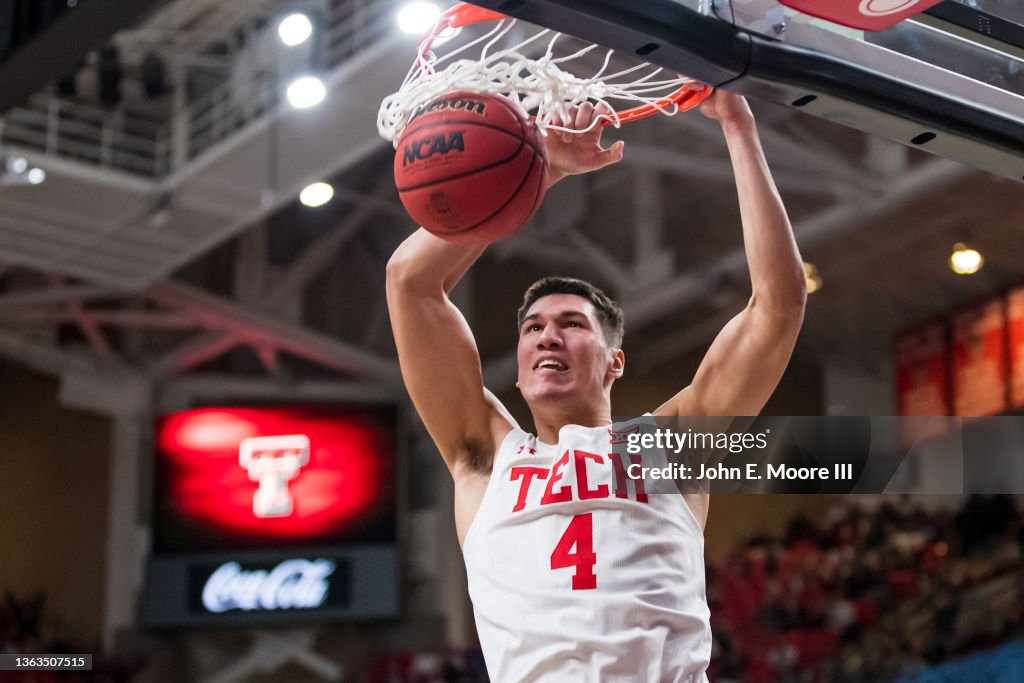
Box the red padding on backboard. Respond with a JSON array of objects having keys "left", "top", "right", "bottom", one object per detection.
[{"left": 778, "top": 0, "right": 945, "bottom": 32}]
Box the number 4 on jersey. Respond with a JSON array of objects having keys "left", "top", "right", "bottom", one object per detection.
[{"left": 551, "top": 513, "right": 597, "bottom": 589}]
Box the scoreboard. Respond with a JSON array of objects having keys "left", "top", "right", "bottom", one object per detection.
[{"left": 142, "top": 404, "right": 399, "bottom": 627}]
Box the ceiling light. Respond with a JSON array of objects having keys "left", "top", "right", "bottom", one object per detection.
[
  {"left": 278, "top": 13, "right": 313, "bottom": 46},
  {"left": 27, "top": 168, "right": 46, "bottom": 185},
  {"left": 8, "top": 157, "right": 28, "bottom": 174},
  {"left": 300, "top": 182, "right": 334, "bottom": 207},
  {"left": 949, "top": 243, "right": 983, "bottom": 275},
  {"left": 397, "top": 2, "right": 441, "bottom": 34},
  {"left": 803, "top": 262, "right": 822, "bottom": 294},
  {"left": 285, "top": 75, "right": 326, "bottom": 109}
]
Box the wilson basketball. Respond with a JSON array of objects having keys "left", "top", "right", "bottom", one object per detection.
[{"left": 394, "top": 91, "right": 548, "bottom": 245}]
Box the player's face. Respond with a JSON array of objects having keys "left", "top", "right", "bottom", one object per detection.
[{"left": 516, "top": 294, "right": 620, "bottom": 405}]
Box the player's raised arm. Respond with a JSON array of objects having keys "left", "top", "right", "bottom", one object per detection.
[
  {"left": 386, "top": 231, "right": 515, "bottom": 474},
  {"left": 657, "top": 92, "right": 806, "bottom": 418}
]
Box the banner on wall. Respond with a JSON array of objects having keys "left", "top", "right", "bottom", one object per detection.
[
  {"left": 1008, "top": 288, "right": 1024, "bottom": 409},
  {"left": 896, "top": 323, "right": 950, "bottom": 416},
  {"left": 895, "top": 323, "right": 950, "bottom": 444},
  {"left": 952, "top": 301, "right": 1008, "bottom": 417}
]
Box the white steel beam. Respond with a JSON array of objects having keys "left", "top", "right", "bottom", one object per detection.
[
  {"left": 0, "top": 285, "right": 120, "bottom": 310},
  {"left": 102, "top": 414, "right": 147, "bottom": 653},
  {"left": 494, "top": 236, "right": 615, "bottom": 289},
  {"left": 631, "top": 167, "right": 673, "bottom": 288},
  {"left": 265, "top": 204, "right": 377, "bottom": 308},
  {"left": 234, "top": 222, "right": 268, "bottom": 305},
  {"left": 330, "top": 185, "right": 411, "bottom": 221},
  {"left": 0, "top": 309, "right": 196, "bottom": 329},
  {"left": 634, "top": 311, "right": 738, "bottom": 372},
  {"left": 0, "top": 328, "right": 112, "bottom": 377},
  {"left": 0, "top": 145, "right": 155, "bottom": 194},
  {"left": 159, "top": 374, "right": 402, "bottom": 413},
  {"left": 624, "top": 144, "right": 864, "bottom": 199},
  {"left": 563, "top": 228, "right": 634, "bottom": 293},
  {"left": 675, "top": 113, "right": 878, "bottom": 189}
]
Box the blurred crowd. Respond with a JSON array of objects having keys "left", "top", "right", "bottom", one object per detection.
[
  {"left": 365, "top": 496, "right": 1023, "bottom": 683},
  {"left": 709, "top": 495, "right": 1022, "bottom": 682}
]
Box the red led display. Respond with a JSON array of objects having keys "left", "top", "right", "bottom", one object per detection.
[{"left": 154, "top": 405, "right": 396, "bottom": 552}]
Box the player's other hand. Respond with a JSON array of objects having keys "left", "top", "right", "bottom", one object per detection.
[
  {"left": 543, "top": 102, "right": 624, "bottom": 187},
  {"left": 699, "top": 90, "right": 754, "bottom": 128}
]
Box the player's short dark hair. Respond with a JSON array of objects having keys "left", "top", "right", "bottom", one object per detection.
[{"left": 517, "top": 276, "right": 624, "bottom": 348}]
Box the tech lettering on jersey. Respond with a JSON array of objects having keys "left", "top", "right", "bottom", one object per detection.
[{"left": 510, "top": 449, "right": 648, "bottom": 513}]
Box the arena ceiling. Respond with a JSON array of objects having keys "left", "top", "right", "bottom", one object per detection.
[{"left": 0, "top": 0, "right": 1020, "bottom": 415}]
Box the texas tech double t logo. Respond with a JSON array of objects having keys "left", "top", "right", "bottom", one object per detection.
[{"left": 239, "top": 435, "right": 310, "bottom": 518}]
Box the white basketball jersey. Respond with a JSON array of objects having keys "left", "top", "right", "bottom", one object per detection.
[{"left": 462, "top": 421, "right": 711, "bottom": 682}]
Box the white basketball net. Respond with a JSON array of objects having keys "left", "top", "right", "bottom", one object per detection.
[{"left": 377, "top": 12, "right": 702, "bottom": 145}]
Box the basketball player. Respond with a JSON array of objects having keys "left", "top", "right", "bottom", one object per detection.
[{"left": 386, "top": 91, "right": 806, "bottom": 681}]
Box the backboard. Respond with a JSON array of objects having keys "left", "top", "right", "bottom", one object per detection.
[{"left": 467, "top": 0, "right": 1024, "bottom": 183}]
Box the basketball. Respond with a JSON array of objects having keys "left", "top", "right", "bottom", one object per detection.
[{"left": 393, "top": 91, "right": 548, "bottom": 245}]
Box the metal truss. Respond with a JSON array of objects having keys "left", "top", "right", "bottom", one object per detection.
[{"left": 0, "top": 194, "right": 400, "bottom": 384}]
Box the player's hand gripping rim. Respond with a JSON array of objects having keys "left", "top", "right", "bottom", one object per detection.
[{"left": 543, "top": 101, "right": 625, "bottom": 187}]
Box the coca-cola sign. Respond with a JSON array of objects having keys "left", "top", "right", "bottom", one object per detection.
[
  {"left": 200, "top": 558, "right": 336, "bottom": 613},
  {"left": 145, "top": 548, "right": 393, "bottom": 626}
]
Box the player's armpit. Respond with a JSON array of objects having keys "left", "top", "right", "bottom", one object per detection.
[{"left": 654, "top": 298, "right": 803, "bottom": 418}]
